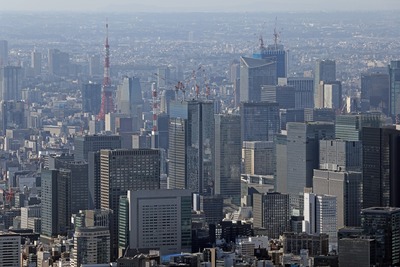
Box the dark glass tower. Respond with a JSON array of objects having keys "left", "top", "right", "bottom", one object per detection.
[
  {"left": 214, "top": 114, "right": 241, "bottom": 205},
  {"left": 361, "top": 207, "right": 400, "bottom": 266},
  {"left": 240, "top": 101, "right": 280, "bottom": 142},
  {"left": 362, "top": 126, "right": 400, "bottom": 208},
  {"left": 168, "top": 100, "right": 215, "bottom": 195},
  {"left": 100, "top": 149, "right": 160, "bottom": 260},
  {"left": 82, "top": 83, "right": 101, "bottom": 115}
]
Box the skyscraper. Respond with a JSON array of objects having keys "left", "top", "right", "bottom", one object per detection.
[
  {"left": 71, "top": 227, "right": 110, "bottom": 267},
  {"left": 253, "top": 192, "right": 291, "bottom": 239},
  {"left": 362, "top": 126, "right": 400, "bottom": 209},
  {"left": 361, "top": 72, "right": 389, "bottom": 115},
  {"left": 31, "top": 50, "right": 41, "bottom": 76},
  {"left": 41, "top": 169, "right": 59, "bottom": 239},
  {"left": 303, "top": 193, "right": 337, "bottom": 246},
  {"left": 253, "top": 39, "right": 287, "bottom": 79},
  {"left": 82, "top": 83, "right": 102, "bottom": 115},
  {"left": 261, "top": 85, "right": 295, "bottom": 109},
  {"left": 321, "top": 81, "right": 342, "bottom": 110},
  {"left": 286, "top": 122, "right": 335, "bottom": 195},
  {"left": 335, "top": 113, "right": 383, "bottom": 141},
  {"left": 240, "top": 102, "right": 280, "bottom": 142},
  {"left": 48, "top": 48, "right": 69, "bottom": 76},
  {"left": 157, "top": 66, "right": 170, "bottom": 89},
  {"left": 314, "top": 60, "right": 336, "bottom": 108},
  {"left": 242, "top": 141, "right": 275, "bottom": 176},
  {"left": 74, "top": 135, "right": 122, "bottom": 162},
  {"left": 389, "top": 60, "right": 400, "bottom": 120},
  {"left": 168, "top": 100, "right": 215, "bottom": 195},
  {"left": 100, "top": 149, "right": 160, "bottom": 258},
  {"left": 287, "top": 77, "right": 314, "bottom": 109},
  {"left": 0, "top": 40, "right": 8, "bottom": 66},
  {"left": 0, "top": 66, "right": 22, "bottom": 102},
  {"left": 116, "top": 77, "right": 143, "bottom": 131},
  {"left": 89, "top": 54, "right": 101, "bottom": 77},
  {"left": 126, "top": 189, "right": 192, "bottom": 255},
  {"left": 361, "top": 207, "right": 400, "bottom": 266},
  {"left": 239, "top": 56, "right": 276, "bottom": 103},
  {"left": 214, "top": 114, "right": 241, "bottom": 205}
]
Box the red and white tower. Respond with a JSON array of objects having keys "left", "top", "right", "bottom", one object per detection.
[{"left": 97, "top": 21, "right": 114, "bottom": 121}]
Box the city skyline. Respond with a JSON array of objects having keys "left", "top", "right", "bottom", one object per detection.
[{"left": 2, "top": 0, "right": 400, "bottom": 12}]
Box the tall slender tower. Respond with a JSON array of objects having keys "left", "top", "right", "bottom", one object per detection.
[{"left": 98, "top": 22, "right": 114, "bottom": 121}]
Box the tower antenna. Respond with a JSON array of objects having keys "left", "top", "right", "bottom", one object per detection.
[{"left": 98, "top": 18, "right": 114, "bottom": 121}]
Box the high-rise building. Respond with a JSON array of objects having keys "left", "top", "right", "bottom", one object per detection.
[
  {"left": 100, "top": 149, "right": 160, "bottom": 259},
  {"left": 157, "top": 66, "right": 170, "bottom": 89},
  {"left": 116, "top": 77, "right": 144, "bottom": 131},
  {"left": 242, "top": 141, "right": 275, "bottom": 176},
  {"left": 361, "top": 207, "right": 400, "bottom": 266},
  {"left": 229, "top": 60, "right": 240, "bottom": 83},
  {"left": 253, "top": 41, "right": 287, "bottom": 79},
  {"left": 31, "top": 50, "right": 41, "bottom": 76},
  {"left": 82, "top": 83, "right": 102, "bottom": 115},
  {"left": 239, "top": 56, "right": 276, "bottom": 103},
  {"left": 314, "top": 60, "right": 336, "bottom": 108},
  {"left": 0, "top": 66, "right": 22, "bottom": 102},
  {"left": 89, "top": 54, "right": 101, "bottom": 77},
  {"left": 275, "top": 133, "right": 288, "bottom": 193},
  {"left": 240, "top": 102, "right": 280, "bottom": 142},
  {"left": 362, "top": 126, "right": 400, "bottom": 209},
  {"left": 253, "top": 192, "right": 291, "bottom": 239},
  {"left": 0, "top": 100, "right": 27, "bottom": 135},
  {"left": 168, "top": 100, "right": 215, "bottom": 195},
  {"left": 0, "top": 231, "right": 21, "bottom": 267},
  {"left": 48, "top": 48, "right": 69, "bottom": 76},
  {"left": 304, "top": 108, "right": 336, "bottom": 123},
  {"left": 321, "top": 81, "right": 342, "bottom": 110},
  {"left": 287, "top": 77, "right": 314, "bottom": 109},
  {"left": 261, "top": 85, "right": 295, "bottom": 109},
  {"left": 361, "top": 72, "right": 389, "bottom": 115},
  {"left": 314, "top": 139, "right": 363, "bottom": 227},
  {"left": 74, "top": 135, "right": 122, "bottom": 162},
  {"left": 21, "top": 205, "right": 41, "bottom": 230},
  {"left": 389, "top": 60, "right": 400, "bottom": 120},
  {"left": 286, "top": 122, "right": 335, "bottom": 195},
  {"left": 71, "top": 227, "right": 110, "bottom": 267},
  {"left": 214, "top": 114, "right": 241, "bottom": 205},
  {"left": 303, "top": 193, "right": 337, "bottom": 246},
  {"left": 125, "top": 189, "right": 192, "bottom": 255},
  {"left": 160, "top": 89, "right": 176, "bottom": 115},
  {"left": 313, "top": 170, "right": 362, "bottom": 228},
  {"left": 319, "top": 139, "right": 362, "bottom": 172},
  {"left": 338, "top": 238, "right": 376, "bottom": 267},
  {"left": 0, "top": 40, "right": 8, "bottom": 66},
  {"left": 56, "top": 162, "right": 89, "bottom": 232},
  {"left": 40, "top": 169, "right": 59, "bottom": 239},
  {"left": 335, "top": 113, "right": 383, "bottom": 141},
  {"left": 200, "top": 195, "right": 224, "bottom": 225}
]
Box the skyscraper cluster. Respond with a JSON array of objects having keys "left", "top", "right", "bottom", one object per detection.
[{"left": 1, "top": 13, "right": 400, "bottom": 267}]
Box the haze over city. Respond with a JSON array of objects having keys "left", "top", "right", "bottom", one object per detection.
[
  {"left": 2, "top": 0, "right": 400, "bottom": 12},
  {"left": 0, "top": 1, "right": 400, "bottom": 266}
]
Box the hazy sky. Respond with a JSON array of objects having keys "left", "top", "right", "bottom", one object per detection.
[{"left": 2, "top": 0, "right": 400, "bottom": 12}]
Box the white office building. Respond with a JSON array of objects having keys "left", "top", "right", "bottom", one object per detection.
[
  {"left": 303, "top": 193, "right": 337, "bottom": 247},
  {"left": 127, "top": 189, "right": 192, "bottom": 255}
]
